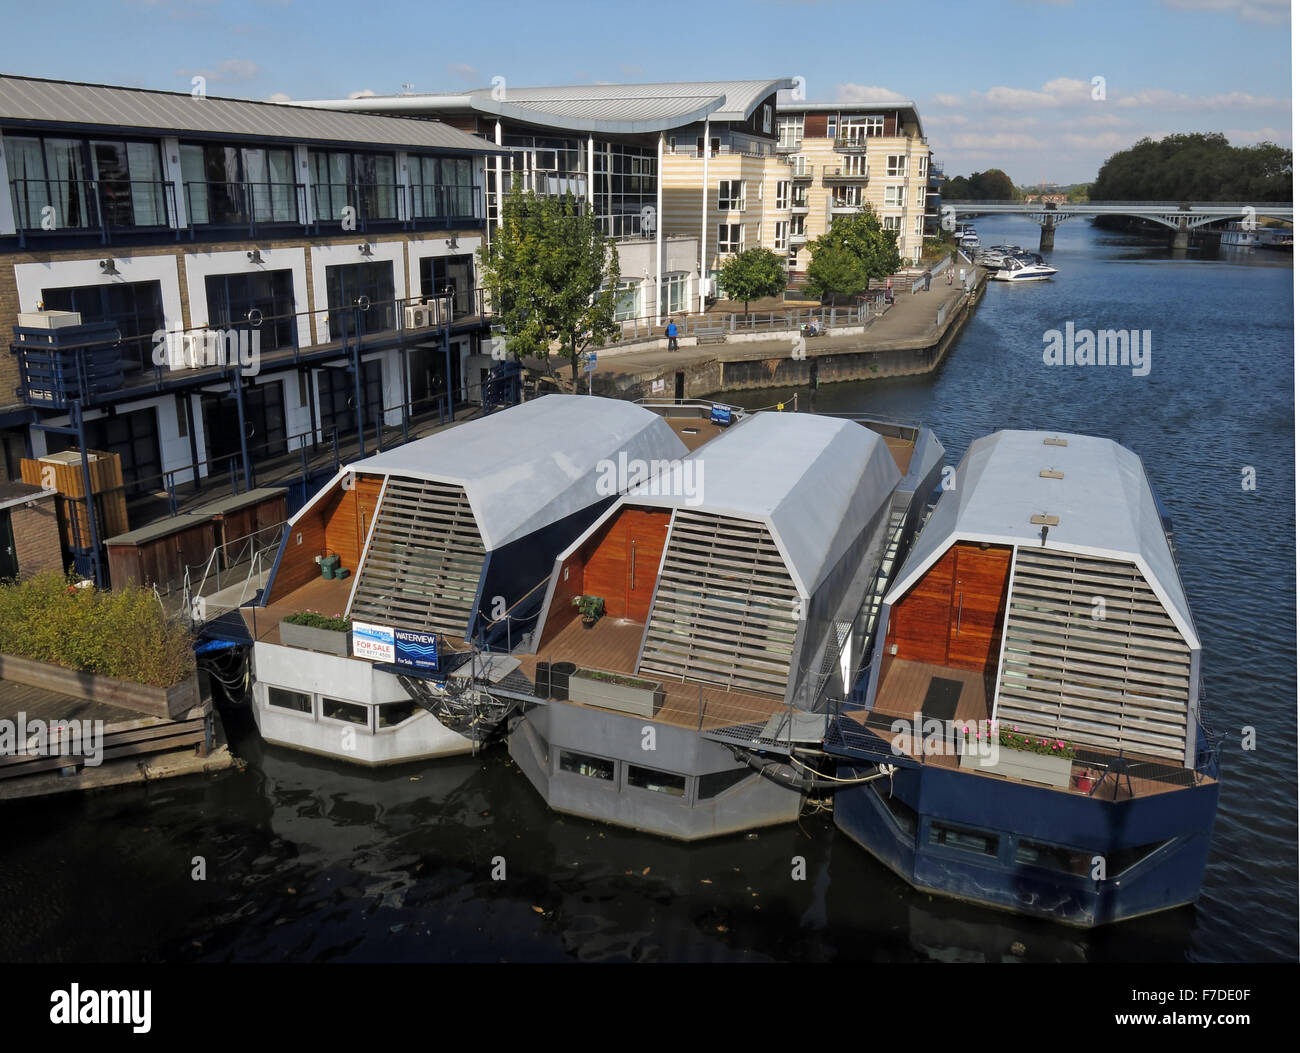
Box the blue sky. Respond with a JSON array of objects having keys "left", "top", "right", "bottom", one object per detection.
[{"left": 0, "top": 0, "right": 1291, "bottom": 184}]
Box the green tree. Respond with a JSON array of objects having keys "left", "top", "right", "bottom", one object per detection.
[
  {"left": 476, "top": 182, "right": 621, "bottom": 388},
  {"left": 1091, "top": 132, "right": 1292, "bottom": 201},
  {"left": 717, "top": 248, "right": 787, "bottom": 314},
  {"left": 804, "top": 206, "right": 902, "bottom": 302}
]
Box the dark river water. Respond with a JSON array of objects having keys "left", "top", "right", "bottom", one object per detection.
[{"left": 1, "top": 219, "right": 1294, "bottom": 963}]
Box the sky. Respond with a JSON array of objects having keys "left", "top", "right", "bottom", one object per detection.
[{"left": 0, "top": 0, "right": 1292, "bottom": 185}]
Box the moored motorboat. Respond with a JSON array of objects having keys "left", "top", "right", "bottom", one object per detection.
[{"left": 991, "top": 254, "right": 1057, "bottom": 281}]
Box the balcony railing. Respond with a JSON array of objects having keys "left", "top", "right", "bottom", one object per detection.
[
  {"left": 833, "top": 136, "right": 868, "bottom": 153},
  {"left": 313, "top": 182, "right": 482, "bottom": 231},
  {"left": 775, "top": 141, "right": 803, "bottom": 154},
  {"left": 822, "top": 165, "right": 870, "bottom": 183},
  {"left": 184, "top": 180, "right": 307, "bottom": 236},
  {"left": 9, "top": 178, "right": 178, "bottom": 246}
]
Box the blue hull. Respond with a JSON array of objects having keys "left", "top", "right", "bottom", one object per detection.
[{"left": 832, "top": 759, "right": 1220, "bottom": 927}]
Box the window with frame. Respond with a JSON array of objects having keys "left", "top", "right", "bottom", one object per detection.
[
  {"left": 774, "top": 220, "right": 788, "bottom": 251},
  {"left": 310, "top": 149, "right": 397, "bottom": 223},
  {"left": 41, "top": 279, "right": 165, "bottom": 374},
  {"left": 774, "top": 181, "right": 790, "bottom": 210},
  {"left": 377, "top": 700, "right": 419, "bottom": 728},
  {"left": 844, "top": 154, "right": 868, "bottom": 176},
  {"left": 324, "top": 260, "right": 397, "bottom": 338},
  {"left": 882, "top": 216, "right": 901, "bottom": 231},
  {"left": 866, "top": 115, "right": 885, "bottom": 136},
  {"left": 698, "top": 767, "right": 751, "bottom": 799},
  {"left": 627, "top": 764, "right": 687, "bottom": 797},
  {"left": 790, "top": 214, "right": 806, "bottom": 236},
  {"left": 205, "top": 269, "right": 298, "bottom": 353},
  {"left": 659, "top": 272, "right": 687, "bottom": 315},
  {"left": 268, "top": 686, "right": 312, "bottom": 714},
  {"left": 181, "top": 142, "right": 296, "bottom": 225},
  {"left": 321, "top": 697, "right": 370, "bottom": 726},
  {"left": 914, "top": 215, "right": 924, "bottom": 236},
  {"left": 917, "top": 156, "right": 928, "bottom": 179},
  {"left": 886, "top": 155, "right": 908, "bottom": 177},
  {"left": 929, "top": 821, "right": 998, "bottom": 857},
  {"left": 832, "top": 186, "right": 863, "bottom": 208},
  {"left": 787, "top": 246, "right": 800, "bottom": 269},
  {"left": 789, "top": 155, "right": 808, "bottom": 177},
  {"left": 916, "top": 186, "right": 926, "bottom": 208},
  {"left": 791, "top": 184, "right": 808, "bottom": 208},
  {"left": 410, "top": 155, "right": 476, "bottom": 220},
  {"left": 717, "top": 180, "right": 745, "bottom": 211},
  {"left": 717, "top": 223, "right": 742, "bottom": 254},
  {"left": 839, "top": 117, "right": 867, "bottom": 143},
  {"left": 559, "top": 750, "right": 614, "bottom": 781},
  {"left": 777, "top": 118, "right": 803, "bottom": 148},
  {"left": 884, "top": 185, "right": 904, "bottom": 207},
  {"left": 612, "top": 280, "right": 640, "bottom": 321},
  {"left": 762, "top": 105, "right": 773, "bottom": 134}
]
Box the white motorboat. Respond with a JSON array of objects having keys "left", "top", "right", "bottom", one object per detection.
[{"left": 990, "top": 254, "right": 1057, "bottom": 282}]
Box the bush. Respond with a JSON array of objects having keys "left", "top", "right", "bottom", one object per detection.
[
  {"left": 283, "top": 610, "right": 351, "bottom": 632},
  {"left": 0, "top": 572, "right": 195, "bottom": 687}
]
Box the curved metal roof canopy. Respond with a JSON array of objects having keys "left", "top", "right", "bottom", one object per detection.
[
  {"left": 291, "top": 79, "right": 796, "bottom": 135},
  {"left": 886, "top": 430, "right": 1198, "bottom": 648},
  {"left": 622, "top": 411, "right": 901, "bottom": 597},
  {"left": 345, "top": 395, "right": 687, "bottom": 551}
]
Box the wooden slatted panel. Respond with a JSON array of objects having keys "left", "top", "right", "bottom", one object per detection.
[
  {"left": 347, "top": 478, "right": 485, "bottom": 636},
  {"left": 995, "top": 549, "right": 1191, "bottom": 761},
  {"left": 637, "top": 510, "right": 797, "bottom": 698}
]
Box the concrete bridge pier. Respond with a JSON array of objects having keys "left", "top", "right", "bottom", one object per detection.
[
  {"left": 1172, "top": 217, "right": 1190, "bottom": 251},
  {"left": 1039, "top": 217, "right": 1056, "bottom": 251}
]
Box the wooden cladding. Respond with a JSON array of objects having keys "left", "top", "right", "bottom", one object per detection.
[
  {"left": 266, "top": 473, "right": 381, "bottom": 604},
  {"left": 804, "top": 114, "right": 828, "bottom": 138},
  {"left": 581, "top": 507, "right": 670, "bottom": 622},
  {"left": 886, "top": 542, "right": 1013, "bottom": 674},
  {"left": 995, "top": 549, "right": 1191, "bottom": 762},
  {"left": 21, "top": 450, "right": 128, "bottom": 550},
  {"left": 348, "top": 477, "right": 485, "bottom": 637},
  {"left": 638, "top": 510, "right": 798, "bottom": 698}
]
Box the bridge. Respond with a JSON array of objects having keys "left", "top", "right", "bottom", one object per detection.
[{"left": 946, "top": 201, "right": 1294, "bottom": 251}]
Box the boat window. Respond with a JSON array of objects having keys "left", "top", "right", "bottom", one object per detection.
[
  {"left": 1015, "top": 838, "right": 1094, "bottom": 876},
  {"left": 928, "top": 821, "right": 998, "bottom": 857},
  {"left": 871, "top": 779, "right": 918, "bottom": 839},
  {"left": 559, "top": 751, "right": 614, "bottom": 781},
  {"left": 267, "top": 686, "right": 312, "bottom": 714},
  {"left": 377, "top": 700, "right": 419, "bottom": 728},
  {"left": 627, "top": 765, "right": 686, "bottom": 797},
  {"left": 321, "top": 697, "right": 370, "bottom": 727},
  {"left": 698, "top": 767, "right": 751, "bottom": 799}
]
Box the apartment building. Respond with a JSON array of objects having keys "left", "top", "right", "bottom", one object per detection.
[
  {"left": 0, "top": 74, "right": 495, "bottom": 521},
  {"left": 775, "top": 100, "right": 935, "bottom": 270}
]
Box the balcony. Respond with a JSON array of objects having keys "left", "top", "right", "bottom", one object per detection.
[
  {"left": 312, "top": 183, "right": 482, "bottom": 232},
  {"left": 789, "top": 200, "right": 810, "bottom": 214},
  {"left": 9, "top": 178, "right": 178, "bottom": 247},
  {"left": 785, "top": 160, "right": 814, "bottom": 182},
  {"left": 789, "top": 229, "right": 809, "bottom": 244},
  {"left": 184, "top": 180, "right": 308, "bottom": 237},
  {"left": 822, "top": 165, "right": 870, "bottom": 184},
  {"left": 833, "top": 136, "right": 868, "bottom": 153},
  {"left": 775, "top": 141, "right": 803, "bottom": 155}
]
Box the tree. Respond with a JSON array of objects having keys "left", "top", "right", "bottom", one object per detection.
[
  {"left": 716, "top": 248, "right": 787, "bottom": 313},
  {"left": 1091, "top": 132, "right": 1292, "bottom": 201},
  {"left": 804, "top": 206, "right": 902, "bottom": 302},
  {"left": 941, "top": 169, "right": 1022, "bottom": 201},
  {"left": 476, "top": 182, "right": 621, "bottom": 389}
]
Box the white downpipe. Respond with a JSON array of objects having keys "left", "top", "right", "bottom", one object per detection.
[
  {"left": 655, "top": 132, "right": 664, "bottom": 326},
  {"left": 699, "top": 118, "right": 710, "bottom": 313}
]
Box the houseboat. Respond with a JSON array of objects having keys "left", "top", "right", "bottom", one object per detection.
[
  {"left": 824, "top": 430, "right": 1220, "bottom": 927},
  {"left": 499, "top": 410, "right": 944, "bottom": 840},
  {"left": 243, "top": 394, "right": 688, "bottom": 765}
]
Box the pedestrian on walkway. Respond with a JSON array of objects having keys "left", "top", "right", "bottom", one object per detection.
[
  {"left": 885, "top": 277, "right": 893, "bottom": 305},
  {"left": 666, "top": 319, "right": 678, "bottom": 351},
  {"left": 958, "top": 267, "right": 966, "bottom": 287},
  {"left": 946, "top": 266, "right": 953, "bottom": 286},
  {"left": 924, "top": 270, "right": 931, "bottom": 292}
]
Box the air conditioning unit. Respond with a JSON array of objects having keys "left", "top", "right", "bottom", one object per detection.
[
  {"left": 404, "top": 304, "right": 433, "bottom": 329},
  {"left": 428, "top": 297, "right": 453, "bottom": 326},
  {"left": 170, "top": 332, "right": 207, "bottom": 370}
]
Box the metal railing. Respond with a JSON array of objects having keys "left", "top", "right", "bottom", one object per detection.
[
  {"left": 823, "top": 165, "right": 870, "bottom": 181},
  {"left": 10, "top": 178, "right": 179, "bottom": 245},
  {"left": 183, "top": 180, "right": 306, "bottom": 234},
  {"left": 605, "top": 303, "right": 877, "bottom": 346}
]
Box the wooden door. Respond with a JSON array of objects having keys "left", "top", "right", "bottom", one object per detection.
[
  {"left": 946, "top": 544, "right": 1012, "bottom": 672},
  {"left": 624, "top": 510, "right": 670, "bottom": 623}
]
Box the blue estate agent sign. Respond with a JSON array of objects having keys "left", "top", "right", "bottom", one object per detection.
[
  {"left": 394, "top": 629, "right": 439, "bottom": 671},
  {"left": 710, "top": 403, "right": 732, "bottom": 425},
  {"left": 583, "top": 352, "right": 598, "bottom": 373}
]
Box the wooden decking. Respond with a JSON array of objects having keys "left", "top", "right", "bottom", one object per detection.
[
  {"left": 242, "top": 576, "right": 354, "bottom": 644},
  {"left": 518, "top": 615, "right": 789, "bottom": 731},
  {"left": 665, "top": 417, "right": 730, "bottom": 451},
  {"left": 883, "top": 435, "right": 915, "bottom": 475}
]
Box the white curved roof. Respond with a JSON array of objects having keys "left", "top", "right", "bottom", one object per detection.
[
  {"left": 293, "top": 79, "right": 795, "bottom": 135},
  {"left": 886, "top": 430, "right": 1199, "bottom": 648},
  {"left": 623, "top": 412, "right": 901, "bottom": 597},
  {"left": 346, "top": 395, "right": 687, "bottom": 551}
]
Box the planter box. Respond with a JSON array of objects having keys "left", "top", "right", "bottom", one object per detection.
[
  {"left": 960, "top": 745, "right": 1072, "bottom": 788},
  {"left": 569, "top": 669, "right": 664, "bottom": 717},
  {"left": 0, "top": 652, "right": 201, "bottom": 720},
  {"left": 278, "top": 621, "right": 350, "bottom": 656}
]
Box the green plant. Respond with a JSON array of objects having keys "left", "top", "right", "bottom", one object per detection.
[
  {"left": 572, "top": 595, "right": 605, "bottom": 622},
  {"left": 283, "top": 610, "right": 352, "bottom": 632},
  {"left": 573, "top": 668, "right": 658, "bottom": 689},
  {"left": 716, "top": 248, "right": 788, "bottom": 313},
  {"left": 0, "top": 572, "right": 194, "bottom": 687},
  {"left": 960, "top": 720, "right": 1076, "bottom": 760}
]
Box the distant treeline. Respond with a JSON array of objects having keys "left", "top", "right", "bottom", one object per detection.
[
  {"left": 939, "top": 169, "right": 1020, "bottom": 201},
  {"left": 1091, "top": 132, "right": 1291, "bottom": 201}
]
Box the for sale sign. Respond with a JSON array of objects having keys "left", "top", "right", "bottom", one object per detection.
[{"left": 352, "top": 621, "right": 395, "bottom": 662}]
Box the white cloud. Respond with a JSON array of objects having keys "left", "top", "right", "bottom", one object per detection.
[
  {"left": 446, "top": 62, "right": 478, "bottom": 82},
  {"left": 931, "top": 92, "right": 964, "bottom": 107},
  {"left": 1221, "top": 126, "right": 1292, "bottom": 144},
  {"left": 1062, "top": 131, "right": 1132, "bottom": 150},
  {"left": 835, "top": 83, "right": 909, "bottom": 103},
  {"left": 949, "top": 132, "right": 1050, "bottom": 151},
  {"left": 348, "top": 88, "right": 377, "bottom": 99},
  {"left": 1161, "top": 0, "right": 1289, "bottom": 23},
  {"left": 1115, "top": 88, "right": 1290, "bottom": 110},
  {"left": 264, "top": 91, "right": 292, "bottom": 103}
]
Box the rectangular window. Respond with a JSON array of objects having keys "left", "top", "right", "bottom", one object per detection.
[
  {"left": 717, "top": 179, "right": 745, "bottom": 211},
  {"left": 377, "top": 700, "right": 418, "bottom": 728},
  {"left": 310, "top": 149, "right": 397, "bottom": 223},
  {"left": 886, "top": 155, "right": 908, "bottom": 177},
  {"left": 411, "top": 155, "right": 476, "bottom": 220},
  {"left": 929, "top": 821, "right": 999, "bottom": 857},
  {"left": 419, "top": 253, "right": 475, "bottom": 315},
  {"left": 914, "top": 215, "right": 924, "bottom": 236},
  {"left": 884, "top": 185, "right": 904, "bottom": 207},
  {"left": 843, "top": 154, "right": 868, "bottom": 176},
  {"left": 1015, "top": 838, "right": 1094, "bottom": 876},
  {"left": 790, "top": 214, "right": 806, "bottom": 236},
  {"left": 787, "top": 246, "right": 799, "bottom": 270},
  {"left": 627, "top": 764, "right": 687, "bottom": 797},
  {"left": 698, "top": 767, "right": 751, "bottom": 799},
  {"left": 324, "top": 261, "right": 396, "bottom": 338},
  {"left": 866, "top": 116, "right": 885, "bottom": 136},
  {"left": 659, "top": 272, "right": 687, "bottom": 315},
  {"left": 205, "top": 269, "right": 298, "bottom": 353},
  {"left": 774, "top": 220, "right": 788, "bottom": 251},
  {"left": 916, "top": 186, "right": 926, "bottom": 208},
  {"left": 717, "top": 223, "right": 741, "bottom": 254},
  {"left": 791, "top": 185, "right": 808, "bottom": 208},
  {"left": 917, "top": 156, "right": 928, "bottom": 179},
  {"left": 774, "top": 181, "right": 790, "bottom": 210},
  {"left": 882, "top": 215, "right": 901, "bottom": 232},
  {"left": 777, "top": 118, "right": 803, "bottom": 149},
  {"left": 840, "top": 117, "right": 867, "bottom": 143},
  {"left": 612, "top": 279, "right": 640, "bottom": 321},
  {"left": 268, "top": 686, "right": 312, "bottom": 714},
  {"left": 321, "top": 697, "right": 370, "bottom": 727},
  {"left": 789, "top": 155, "right": 808, "bottom": 177},
  {"left": 40, "top": 279, "right": 165, "bottom": 374},
  {"left": 559, "top": 750, "right": 614, "bottom": 781},
  {"left": 832, "top": 186, "right": 863, "bottom": 208}
]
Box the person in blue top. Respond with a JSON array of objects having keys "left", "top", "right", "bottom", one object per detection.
[{"left": 666, "top": 320, "right": 679, "bottom": 350}]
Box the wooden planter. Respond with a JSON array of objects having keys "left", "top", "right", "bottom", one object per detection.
[
  {"left": 569, "top": 669, "right": 665, "bottom": 717},
  {"left": 278, "top": 621, "right": 350, "bottom": 656},
  {"left": 0, "top": 652, "right": 201, "bottom": 720},
  {"left": 960, "top": 746, "right": 1073, "bottom": 788}
]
